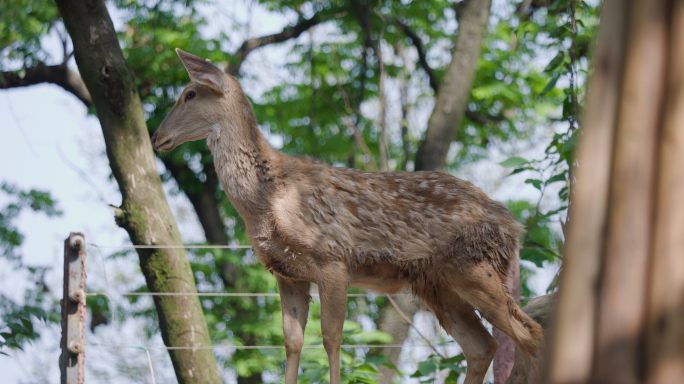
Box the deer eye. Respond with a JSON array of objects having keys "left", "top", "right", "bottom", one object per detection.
[{"left": 185, "top": 91, "right": 196, "bottom": 101}]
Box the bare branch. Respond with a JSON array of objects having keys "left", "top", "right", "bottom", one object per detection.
[
  {"left": 226, "top": 11, "right": 346, "bottom": 76},
  {"left": 53, "top": 22, "right": 70, "bottom": 65},
  {"left": 465, "top": 110, "right": 505, "bottom": 125},
  {"left": 350, "top": 0, "right": 389, "bottom": 170},
  {"left": 392, "top": 18, "right": 440, "bottom": 93},
  {"left": 0, "top": 64, "right": 92, "bottom": 107},
  {"left": 392, "top": 18, "right": 505, "bottom": 126}
]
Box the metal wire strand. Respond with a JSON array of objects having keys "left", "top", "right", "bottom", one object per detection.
[
  {"left": 91, "top": 244, "right": 253, "bottom": 249},
  {"left": 85, "top": 291, "right": 411, "bottom": 298},
  {"left": 88, "top": 342, "right": 414, "bottom": 350}
]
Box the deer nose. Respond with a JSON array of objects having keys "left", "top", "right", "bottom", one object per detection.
[{"left": 151, "top": 132, "right": 158, "bottom": 147}]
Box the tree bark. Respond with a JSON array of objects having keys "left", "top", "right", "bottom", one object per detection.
[
  {"left": 53, "top": 1, "right": 222, "bottom": 383},
  {"left": 414, "top": 0, "right": 492, "bottom": 172},
  {"left": 374, "top": 291, "right": 421, "bottom": 384},
  {"left": 161, "top": 160, "right": 227, "bottom": 245},
  {"left": 646, "top": 1, "right": 684, "bottom": 381},
  {"left": 162, "top": 159, "right": 241, "bottom": 288}
]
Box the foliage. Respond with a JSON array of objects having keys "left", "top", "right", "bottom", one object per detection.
[
  {"left": 0, "top": 305, "right": 49, "bottom": 356},
  {"left": 0, "top": 184, "right": 61, "bottom": 355},
  {"left": 0, "top": 183, "right": 61, "bottom": 262},
  {"left": 409, "top": 353, "right": 466, "bottom": 384},
  {"left": 499, "top": 0, "right": 601, "bottom": 296},
  {"left": 0, "top": 0, "right": 59, "bottom": 67}
]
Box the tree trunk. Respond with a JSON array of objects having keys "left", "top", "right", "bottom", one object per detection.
[
  {"left": 53, "top": 1, "right": 222, "bottom": 383},
  {"left": 374, "top": 290, "right": 422, "bottom": 384},
  {"left": 645, "top": 2, "right": 684, "bottom": 381},
  {"left": 547, "top": 0, "right": 684, "bottom": 382},
  {"left": 414, "top": 0, "right": 492, "bottom": 172},
  {"left": 162, "top": 159, "right": 241, "bottom": 288},
  {"left": 545, "top": 0, "right": 630, "bottom": 379}
]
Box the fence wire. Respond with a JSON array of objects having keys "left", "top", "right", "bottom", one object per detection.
[{"left": 81, "top": 243, "right": 457, "bottom": 383}]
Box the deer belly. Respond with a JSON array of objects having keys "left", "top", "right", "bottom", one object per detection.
[
  {"left": 349, "top": 262, "right": 409, "bottom": 294},
  {"left": 257, "top": 251, "right": 318, "bottom": 281}
]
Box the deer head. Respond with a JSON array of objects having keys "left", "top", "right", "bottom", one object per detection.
[{"left": 151, "top": 49, "right": 232, "bottom": 151}]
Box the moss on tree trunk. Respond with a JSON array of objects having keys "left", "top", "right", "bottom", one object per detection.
[{"left": 54, "top": 1, "right": 222, "bottom": 382}]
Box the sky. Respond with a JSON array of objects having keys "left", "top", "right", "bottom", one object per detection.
[{"left": 0, "top": 1, "right": 561, "bottom": 382}]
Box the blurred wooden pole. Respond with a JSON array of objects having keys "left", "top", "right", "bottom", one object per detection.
[
  {"left": 593, "top": 0, "right": 667, "bottom": 381},
  {"left": 548, "top": 0, "right": 684, "bottom": 382},
  {"left": 546, "top": 0, "right": 631, "bottom": 381},
  {"left": 646, "top": 0, "right": 684, "bottom": 381}
]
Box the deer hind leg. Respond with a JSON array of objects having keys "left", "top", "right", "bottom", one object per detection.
[
  {"left": 276, "top": 276, "right": 311, "bottom": 384},
  {"left": 317, "top": 263, "right": 349, "bottom": 384},
  {"left": 455, "top": 261, "right": 545, "bottom": 375},
  {"left": 418, "top": 288, "right": 498, "bottom": 384}
]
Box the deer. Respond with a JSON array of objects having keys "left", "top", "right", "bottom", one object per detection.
[{"left": 151, "top": 49, "right": 544, "bottom": 384}]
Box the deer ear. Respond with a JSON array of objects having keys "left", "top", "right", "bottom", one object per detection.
[{"left": 176, "top": 48, "right": 224, "bottom": 93}]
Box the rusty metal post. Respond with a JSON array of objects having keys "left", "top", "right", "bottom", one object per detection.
[{"left": 60, "top": 232, "right": 86, "bottom": 384}]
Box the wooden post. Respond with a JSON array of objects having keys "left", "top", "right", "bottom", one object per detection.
[
  {"left": 60, "top": 232, "right": 86, "bottom": 384},
  {"left": 547, "top": 0, "right": 684, "bottom": 383}
]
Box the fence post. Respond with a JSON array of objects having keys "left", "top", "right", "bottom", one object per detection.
[{"left": 60, "top": 232, "right": 86, "bottom": 384}]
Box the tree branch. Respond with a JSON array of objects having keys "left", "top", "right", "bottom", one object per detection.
[
  {"left": 391, "top": 19, "right": 504, "bottom": 126},
  {"left": 226, "top": 11, "right": 345, "bottom": 76},
  {"left": 0, "top": 64, "right": 92, "bottom": 106},
  {"left": 392, "top": 19, "right": 440, "bottom": 93},
  {"left": 518, "top": 0, "right": 558, "bottom": 20},
  {"left": 465, "top": 110, "right": 505, "bottom": 125}
]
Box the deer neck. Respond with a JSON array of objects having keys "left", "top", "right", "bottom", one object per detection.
[{"left": 206, "top": 101, "right": 278, "bottom": 221}]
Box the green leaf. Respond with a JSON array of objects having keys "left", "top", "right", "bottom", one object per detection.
[
  {"left": 258, "top": 348, "right": 279, "bottom": 356},
  {"left": 20, "top": 318, "right": 33, "bottom": 335},
  {"left": 499, "top": 156, "right": 529, "bottom": 168},
  {"left": 525, "top": 179, "right": 543, "bottom": 190},
  {"left": 442, "top": 354, "right": 466, "bottom": 364},
  {"left": 7, "top": 323, "right": 27, "bottom": 335},
  {"left": 544, "top": 52, "right": 565, "bottom": 73},
  {"left": 549, "top": 0, "right": 567, "bottom": 12},
  {"left": 541, "top": 74, "right": 560, "bottom": 95},
  {"left": 547, "top": 174, "right": 567, "bottom": 184},
  {"left": 355, "top": 363, "right": 379, "bottom": 373},
  {"left": 444, "top": 370, "right": 459, "bottom": 383},
  {"left": 509, "top": 166, "right": 533, "bottom": 176},
  {"left": 417, "top": 360, "right": 437, "bottom": 376}
]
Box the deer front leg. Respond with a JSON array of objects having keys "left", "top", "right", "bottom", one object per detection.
[
  {"left": 317, "top": 264, "right": 349, "bottom": 384},
  {"left": 277, "top": 276, "right": 310, "bottom": 384}
]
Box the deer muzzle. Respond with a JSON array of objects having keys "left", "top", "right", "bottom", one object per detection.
[{"left": 151, "top": 131, "right": 176, "bottom": 151}]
